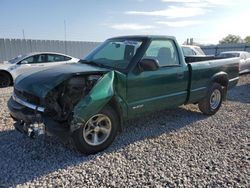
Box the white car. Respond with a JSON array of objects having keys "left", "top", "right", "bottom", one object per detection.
[
  {"left": 181, "top": 45, "right": 206, "bottom": 56},
  {"left": 218, "top": 51, "right": 250, "bottom": 74},
  {"left": 0, "top": 52, "right": 79, "bottom": 87}
]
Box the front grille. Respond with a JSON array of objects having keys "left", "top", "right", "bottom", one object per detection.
[{"left": 14, "top": 88, "right": 40, "bottom": 105}]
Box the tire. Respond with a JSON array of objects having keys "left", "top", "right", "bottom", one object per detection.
[
  {"left": 0, "top": 72, "right": 11, "bottom": 88},
  {"left": 72, "top": 105, "right": 119, "bottom": 154},
  {"left": 198, "top": 83, "right": 223, "bottom": 115}
]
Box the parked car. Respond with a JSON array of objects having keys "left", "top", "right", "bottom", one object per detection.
[
  {"left": 181, "top": 45, "right": 206, "bottom": 56},
  {"left": 8, "top": 35, "right": 239, "bottom": 154},
  {"left": 181, "top": 45, "right": 216, "bottom": 62},
  {"left": 0, "top": 52, "right": 79, "bottom": 87},
  {"left": 217, "top": 51, "right": 250, "bottom": 74}
]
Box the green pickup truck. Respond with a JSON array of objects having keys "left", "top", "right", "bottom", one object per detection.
[{"left": 8, "top": 35, "right": 239, "bottom": 154}]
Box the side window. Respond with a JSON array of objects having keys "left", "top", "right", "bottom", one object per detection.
[
  {"left": 64, "top": 56, "right": 71, "bottom": 61},
  {"left": 54, "top": 55, "right": 66, "bottom": 62},
  {"left": 47, "top": 54, "right": 65, "bottom": 62},
  {"left": 37, "top": 54, "right": 46, "bottom": 63},
  {"left": 47, "top": 54, "right": 55, "bottom": 62},
  {"left": 22, "top": 55, "right": 46, "bottom": 64},
  {"left": 23, "top": 56, "right": 35, "bottom": 64},
  {"left": 144, "top": 40, "right": 180, "bottom": 66}
]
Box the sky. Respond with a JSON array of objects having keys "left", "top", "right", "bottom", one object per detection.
[{"left": 0, "top": 0, "right": 249, "bottom": 44}]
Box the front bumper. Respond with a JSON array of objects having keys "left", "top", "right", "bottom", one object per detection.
[
  {"left": 8, "top": 96, "right": 42, "bottom": 123},
  {"left": 8, "top": 96, "right": 70, "bottom": 139}
]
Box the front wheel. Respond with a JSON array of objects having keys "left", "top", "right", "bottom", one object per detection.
[
  {"left": 72, "top": 105, "right": 119, "bottom": 154},
  {"left": 198, "top": 83, "right": 223, "bottom": 115}
]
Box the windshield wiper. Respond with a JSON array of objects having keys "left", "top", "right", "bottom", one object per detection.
[
  {"left": 79, "top": 59, "right": 110, "bottom": 69},
  {"left": 79, "top": 59, "right": 100, "bottom": 66},
  {"left": 79, "top": 60, "right": 103, "bottom": 67}
]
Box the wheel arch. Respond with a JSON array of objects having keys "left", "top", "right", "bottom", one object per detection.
[
  {"left": 70, "top": 71, "right": 127, "bottom": 133},
  {"left": 107, "top": 97, "right": 125, "bottom": 132},
  {"left": 0, "top": 70, "right": 13, "bottom": 85},
  {"left": 210, "top": 72, "right": 229, "bottom": 100}
]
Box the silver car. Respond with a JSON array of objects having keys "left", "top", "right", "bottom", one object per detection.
[
  {"left": 0, "top": 52, "right": 79, "bottom": 87},
  {"left": 218, "top": 51, "right": 250, "bottom": 74},
  {"left": 181, "top": 45, "right": 206, "bottom": 56}
]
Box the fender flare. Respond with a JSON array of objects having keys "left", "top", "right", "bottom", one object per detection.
[
  {"left": 209, "top": 71, "right": 229, "bottom": 88},
  {"left": 209, "top": 71, "right": 229, "bottom": 99}
]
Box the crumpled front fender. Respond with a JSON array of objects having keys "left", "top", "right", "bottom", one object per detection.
[{"left": 70, "top": 71, "right": 115, "bottom": 132}]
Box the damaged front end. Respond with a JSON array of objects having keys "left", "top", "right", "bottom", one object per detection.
[{"left": 8, "top": 71, "right": 118, "bottom": 140}]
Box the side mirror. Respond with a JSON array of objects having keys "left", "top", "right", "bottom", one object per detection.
[
  {"left": 138, "top": 58, "right": 160, "bottom": 72},
  {"left": 20, "top": 60, "right": 28, "bottom": 64}
]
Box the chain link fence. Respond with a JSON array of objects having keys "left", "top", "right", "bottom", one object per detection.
[{"left": 200, "top": 43, "right": 250, "bottom": 55}]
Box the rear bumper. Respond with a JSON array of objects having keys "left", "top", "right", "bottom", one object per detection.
[
  {"left": 228, "top": 76, "right": 239, "bottom": 89},
  {"left": 239, "top": 69, "right": 250, "bottom": 75}
]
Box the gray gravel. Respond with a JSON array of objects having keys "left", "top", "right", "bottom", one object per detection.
[{"left": 0, "top": 75, "right": 249, "bottom": 187}]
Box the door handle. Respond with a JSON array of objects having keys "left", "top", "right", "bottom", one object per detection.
[{"left": 176, "top": 72, "right": 184, "bottom": 79}]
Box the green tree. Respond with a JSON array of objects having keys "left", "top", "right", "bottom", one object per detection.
[
  {"left": 219, "top": 34, "right": 242, "bottom": 44},
  {"left": 244, "top": 36, "right": 250, "bottom": 43}
]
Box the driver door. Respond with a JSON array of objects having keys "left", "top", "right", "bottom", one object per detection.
[{"left": 126, "top": 39, "right": 189, "bottom": 117}]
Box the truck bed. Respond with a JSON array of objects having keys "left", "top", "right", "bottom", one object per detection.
[
  {"left": 186, "top": 57, "right": 239, "bottom": 103},
  {"left": 185, "top": 56, "right": 223, "bottom": 63}
]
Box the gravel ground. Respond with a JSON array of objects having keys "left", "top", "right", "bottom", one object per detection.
[{"left": 0, "top": 75, "right": 249, "bottom": 187}]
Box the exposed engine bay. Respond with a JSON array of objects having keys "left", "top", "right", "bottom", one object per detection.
[{"left": 44, "top": 74, "right": 102, "bottom": 122}]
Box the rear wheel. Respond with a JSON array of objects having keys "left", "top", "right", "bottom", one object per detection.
[
  {"left": 198, "top": 83, "right": 223, "bottom": 115},
  {"left": 72, "top": 105, "right": 119, "bottom": 154},
  {"left": 0, "top": 72, "right": 11, "bottom": 88}
]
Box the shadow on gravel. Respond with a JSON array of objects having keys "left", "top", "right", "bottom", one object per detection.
[
  {"left": 0, "top": 106, "right": 207, "bottom": 187},
  {"left": 227, "top": 83, "right": 250, "bottom": 103}
]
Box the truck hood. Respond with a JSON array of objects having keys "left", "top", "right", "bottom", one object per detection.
[{"left": 15, "top": 63, "right": 110, "bottom": 98}]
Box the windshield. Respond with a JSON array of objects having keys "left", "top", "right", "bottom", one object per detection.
[
  {"left": 8, "top": 54, "right": 27, "bottom": 64},
  {"left": 82, "top": 39, "right": 143, "bottom": 70}
]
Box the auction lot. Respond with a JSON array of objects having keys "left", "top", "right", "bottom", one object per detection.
[{"left": 0, "top": 75, "right": 249, "bottom": 187}]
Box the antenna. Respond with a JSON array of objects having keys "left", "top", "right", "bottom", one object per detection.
[
  {"left": 22, "top": 29, "right": 25, "bottom": 39},
  {"left": 64, "top": 20, "right": 67, "bottom": 41},
  {"left": 64, "top": 20, "right": 67, "bottom": 54}
]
